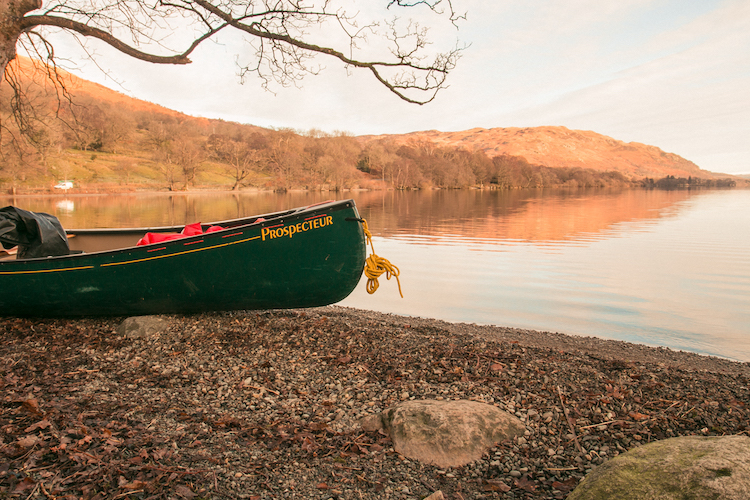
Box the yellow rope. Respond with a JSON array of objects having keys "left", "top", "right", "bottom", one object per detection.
[{"left": 361, "top": 219, "right": 403, "bottom": 298}]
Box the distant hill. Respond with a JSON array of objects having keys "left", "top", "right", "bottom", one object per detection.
[
  {"left": 1, "top": 57, "right": 739, "bottom": 192},
  {"left": 6, "top": 56, "right": 187, "bottom": 118},
  {"left": 359, "top": 126, "right": 718, "bottom": 181}
]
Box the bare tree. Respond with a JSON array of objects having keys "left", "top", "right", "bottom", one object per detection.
[
  {"left": 2, "top": 0, "right": 463, "bottom": 104},
  {"left": 207, "top": 133, "right": 266, "bottom": 190},
  {"left": 310, "top": 132, "right": 360, "bottom": 190},
  {"left": 173, "top": 136, "right": 206, "bottom": 189},
  {"left": 146, "top": 120, "right": 179, "bottom": 190},
  {"left": 266, "top": 129, "right": 303, "bottom": 191}
]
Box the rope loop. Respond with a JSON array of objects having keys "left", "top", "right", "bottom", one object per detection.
[{"left": 361, "top": 219, "right": 403, "bottom": 298}]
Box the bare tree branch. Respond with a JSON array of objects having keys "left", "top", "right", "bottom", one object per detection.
[
  {"left": 20, "top": 14, "right": 194, "bottom": 64},
  {"left": 4, "top": 1, "right": 464, "bottom": 103}
]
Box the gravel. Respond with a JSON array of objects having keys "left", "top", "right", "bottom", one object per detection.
[{"left": 1, "top": 306, "right": 748, "bottom": 499}]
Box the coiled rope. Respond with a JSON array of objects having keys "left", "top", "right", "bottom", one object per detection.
[{"left": 361, "top": 219, "right": 403, "bottom": 298}]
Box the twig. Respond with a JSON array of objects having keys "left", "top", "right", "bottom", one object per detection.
[
  {"left": 24, "top": 481, "right": 41, "bottom": 500},
  {"left": 244, "top": 384, "right": 280, "bottom": 395},
  {"left": 113, "top": 490, "right": 143, "bottom": 499},
  {"left": 40, "top": 481, "right": 51, "bottom": 498},
  {"left": 420, "top": 478, "right": 437, "bottom": 492},
  {"left": 679, "top": 406, "right": 697, "bottom": 418},
  {"left": 142, "top": 464, "right": 212, "bottom": 474},
  {"left": 357, "top": 363, "right": 373, "bottom": 375},
  {"left": 577, "top": 419, "right": 625, "bottom": 430},
  {"left": 65, "top": 368, "right": 99, "bottom": 375},
  {"left": 557, "top": 385, "right": 584, "bottom": 455}
]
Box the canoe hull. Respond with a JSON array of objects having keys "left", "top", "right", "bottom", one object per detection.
[{"left": 0, "top": 200, "right": 366, "bottom": 317}]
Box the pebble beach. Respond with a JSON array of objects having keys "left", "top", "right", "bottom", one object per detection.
[{"left": 1, "top": 306, "right": 748, "bottom": 499}]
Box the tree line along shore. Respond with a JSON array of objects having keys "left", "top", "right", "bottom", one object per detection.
[{"left": 1, "top": 124, "right": 740, "bottom": 195}]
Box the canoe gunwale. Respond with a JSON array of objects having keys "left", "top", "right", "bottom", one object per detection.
[{"left": 1, "top": 199, "right": 356, "bottom": 265}]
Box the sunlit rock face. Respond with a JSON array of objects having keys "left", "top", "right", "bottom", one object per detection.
[{"left": 370, "top": 399, "right": 526, "bottom": 468}]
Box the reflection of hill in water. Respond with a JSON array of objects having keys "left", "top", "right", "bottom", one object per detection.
[
  {"left": 2, "top": 192, "right": 339, "bottom": 229},
  {"left": 352, "top": 189, "right": 695, "bottom": 244},
  {"left": 2, "top": 189, "right": 696, "bottom": 244}
]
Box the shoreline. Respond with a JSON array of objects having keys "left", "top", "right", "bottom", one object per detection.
[
  {"left": 2, "top": 306, "right": 748, "bottom": 499},
  {"left": 350, "top": 307, "right": 750, "bottom": 375},
  {"left": 3, "top": 182, "right": 748, "bottom": 197}
]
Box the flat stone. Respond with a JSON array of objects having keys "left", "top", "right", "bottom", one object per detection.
[
  {"left": 568, "top": 435, "right": 750, "bottom": 500},
  {"left": 380, "top": 399, "right": 526, "bottom": 468}
]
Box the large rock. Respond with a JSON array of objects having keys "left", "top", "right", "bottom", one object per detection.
[
  {"left": 374, "top": 399, "right": 525, "bottom": 468},
  {"left": 568, "top": 435, "right": 750, "bottom": 500},
  {"left": 117, "top": 316, "right": 170, "bottom": 339}
]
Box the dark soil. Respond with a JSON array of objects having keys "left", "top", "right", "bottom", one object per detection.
[{"left": 2, "top": 306, "right": 749, "bottom": 499}]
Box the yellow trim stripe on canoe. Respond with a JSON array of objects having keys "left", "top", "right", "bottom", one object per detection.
[
  {"left": 0, "top": 265, "right": 95, "bottom": 275},
  {"left": 0, "top": 235, "right": 260, "bottom": 275},
  {"left": 101, "top": 235, "right": 261, "bottom": 267}
]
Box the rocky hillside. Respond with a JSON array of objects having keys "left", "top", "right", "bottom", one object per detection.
[{"left": 360, "top": 126, "right": 717, "bottom": 180}]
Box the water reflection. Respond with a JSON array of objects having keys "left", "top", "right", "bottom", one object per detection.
[
  {"left": 1, "top": 191, "right": 337, "bottom": 229},
  {"left": 55, "top": 199, "right": 75, "bottom": 213},
  {"left": 351, "top": 189, "right": 693, "bottom": 247},
  {"left": 0, "top": 188, "right": 694, "bottom": 244}
]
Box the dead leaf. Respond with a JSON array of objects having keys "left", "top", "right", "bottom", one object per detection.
[
  {"left": 13, "top": 477, "right": 35, "bottom": 493},
  {"left": 514, "top": 475, "right": 536, "bottom": 492},
  {"left": 175, "top": 484, "right": 197, "bottom": 499},
  {"left": 483, "top": 479, "right": 511, "bottom": 492},
  {"left": 106, "top": 436, "right": 123, "bottom": 446},
  {"left": 552, "top": 477, "right": 578, "bottom": 493},
  {"left": 22, "top": 398, "right": 43, "bottom": 415},
  {"left": 301, "top": 436, "right": 318, "bottom": 453},
  {"left": 16, "top": 435, "right": 39, "bottom": 448},
  {"left": 24, "top": 419, "right": 51, "bottom": 433},
  {"left": 77, "top": 434, "right": 93, "bottom": 446},
  {"left": 121, "top": 480, "right": 147, "bottom": 490},
  {"left": 629, "top": 411, "right": 649, "bottom": 421}
]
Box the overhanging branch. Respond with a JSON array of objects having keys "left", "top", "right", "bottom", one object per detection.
[
  {"left": 20, "top": 14, "right": 194, "bottom": 64},
  {"left": 190, "top": 0, "right": 459, "bottom": 104}
]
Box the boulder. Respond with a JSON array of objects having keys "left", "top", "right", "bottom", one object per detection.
[
  {"left": 568, "top": 435, "right": 750, "bottom": 500},
  {"left": 117, "top": 316, "right": 170, "bottom": 339},
  {"left": 377, "top": 399, "right": 526, "bottom": 468}
]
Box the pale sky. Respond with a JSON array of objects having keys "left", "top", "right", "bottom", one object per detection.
[{"left": 46, "top": 0, "right": 750, "bottom": 175}]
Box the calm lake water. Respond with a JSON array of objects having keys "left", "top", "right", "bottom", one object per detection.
[{"left": 3, "top": 188, "right": 749, "bottom": 362}]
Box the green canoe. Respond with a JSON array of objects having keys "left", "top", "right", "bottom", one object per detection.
[{"left": 0, "top": 200, "right": 366, "bottom": 317}]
